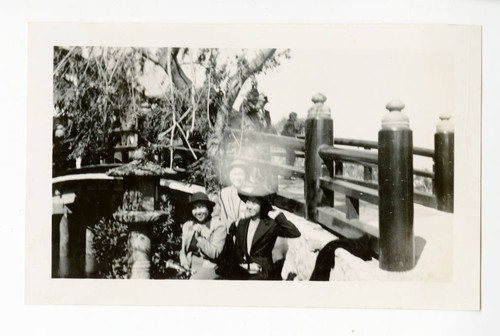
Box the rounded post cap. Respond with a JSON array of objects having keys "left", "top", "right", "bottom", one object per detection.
[
  {"left": 385, "top": 100, "right": 405, "bottom": 112},
  {"left": 439, "top": 113, "right": 451, "bottom": 121},
  {"left": 436, "top": 113, "right": 454, "bottom": 133},
  {"left": 312, "top": 93, "right": 327, "bottom": 104},
  {"left": 308, "top": 93, "right": 331, "bottom": 119},
  {"left": 382, "top": 99, "right": 409, "bottom": 129}
]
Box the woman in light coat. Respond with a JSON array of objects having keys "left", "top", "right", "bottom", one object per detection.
[
  {"left": 179, "top": 192, "right": 226, "bottom": 279},
  {"left": 218, "top": 160, "right": 248, "bottom": 230}
]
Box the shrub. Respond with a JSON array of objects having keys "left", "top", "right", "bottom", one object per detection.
[
  {"left": 91, "top": 218, "right": 130, "bottom": 279},
  {"left": 150, "top": 195, "right": 184, "bottom": 279}
]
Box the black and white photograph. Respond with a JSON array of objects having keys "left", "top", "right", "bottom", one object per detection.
[{"left": 26, "top": 23, "right": 481, "bottom": 309}]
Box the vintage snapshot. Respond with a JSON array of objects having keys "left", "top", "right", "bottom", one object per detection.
[{"left": 26, "top": 24, "right": 481, "bottom": 309}]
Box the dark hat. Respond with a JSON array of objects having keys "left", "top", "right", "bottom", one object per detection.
[
  {"left": 237, "top": 182, "right": 276, "bottom": 203},
  {"left": 237, "top": 182, "right": 275, "bottom": 216},
  {"left": 187, "top": 192, "right": 215, "bottom": 209}
]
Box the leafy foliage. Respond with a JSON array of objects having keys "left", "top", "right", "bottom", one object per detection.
[
  {"left": 53, "top": 46, "right": 143, "bottom": 164},
  {"left": 150, "top": 195, "right": 183, "bottom": 279},
  {"left": 91, "top": 218, "right": 130, "bottom": 279}
]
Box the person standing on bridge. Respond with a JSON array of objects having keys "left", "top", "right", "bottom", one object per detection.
[
  {"left": 281, "top": 112, "right": 300, "bottom": 179},
  {"left": 240, "top": 88, "right": 275, "bottom": 134}
]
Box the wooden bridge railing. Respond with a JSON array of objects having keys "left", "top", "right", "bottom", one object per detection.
[{"left": 305, "top": 95, "right": 454, "bottom": 271}]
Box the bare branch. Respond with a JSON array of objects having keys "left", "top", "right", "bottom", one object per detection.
[
  {"left": 189, "top": 51, "right": 197, "bottom": 135},
  {"left": 175, "top": 123, "right": 198, "bottom": 160},
  {"left": 53, "top": 46, "right": 77, "bottom": 76}
]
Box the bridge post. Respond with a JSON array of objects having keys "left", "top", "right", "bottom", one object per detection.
[
  {"left": 378, "top": 100, "right": 415, "bottom": 271},
  {"left": 304, "top": 93, "right": 334, "bottom": 221},
  {"left": 58, "top": 206, "right": 71, "bottom": 277},
  {"left": 85, "top": 227, "right": 97, "bottom": 277},
  {"left": 434, "top": 114, "right": 454, "bottom": 213}
]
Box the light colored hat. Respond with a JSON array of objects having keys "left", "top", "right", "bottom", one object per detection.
[{"left": 229, "top": 159, "right": 247, "bottom": 171}]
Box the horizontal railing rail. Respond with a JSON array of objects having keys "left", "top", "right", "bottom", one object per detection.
[
  {"left": 228, "top": 128, "right": 305, "bottom": 151},
  {"left": 319, "top": 145, "right": 378, "bottom": 165},
  {"left": 335, "top": 138, "right": 434, "bottom": 158},
  {"left": 319, "top": 145, "right": 434, "bottom": 181},
  {"left": 53, "top": 164, "right": 122, "bottom": 177}
]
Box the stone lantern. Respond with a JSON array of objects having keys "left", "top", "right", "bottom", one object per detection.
[{"left": 107, "top": 157, "right": 177, "bottom": 279}]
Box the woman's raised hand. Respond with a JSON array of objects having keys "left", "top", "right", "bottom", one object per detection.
[{"left": 267, "top": 207, "right": 281, "bottom": 220}]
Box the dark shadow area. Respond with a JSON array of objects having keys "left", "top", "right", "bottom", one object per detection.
[
  {"left": 52, "top": 189, "right": 123, "bottom": 278},
  {"left": 51, "top": 214, "right": 62, "bottom": 278},
  {"left": 310, "top": 234, "right": 372, "bottom": 281},
  {"left": 414, "top": 236, "right": 427, "bottom": 266}
]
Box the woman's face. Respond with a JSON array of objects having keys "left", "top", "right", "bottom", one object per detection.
[
  {"left": 229, "top": 167, "right": 245, "bottom": 188},
  {"left": 191, "top": 202, "right": 210, "bottom": 223},
  {"left": 246, "top": 198, "right": 262, "bottom": 218}
]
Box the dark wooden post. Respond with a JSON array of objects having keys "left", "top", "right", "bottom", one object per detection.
[
  {"left": 378, "top": 100, "right": 415, "bottom": 271},
  {"left": 304, "top": 93, "right": 333, "bottom": 221},
  {"left": 434, "top": 114, "right": 454, "bottom": 213}
]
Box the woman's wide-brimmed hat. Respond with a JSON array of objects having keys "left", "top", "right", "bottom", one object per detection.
[
  {"left": 187, "top": 192, "right": 215, "bottom": 210},
  {"left": 238, "top": 182, "right": 276, "bottom": 215},
  {"left": 237, "top": 182, "right": 276, "bottom": 203}
]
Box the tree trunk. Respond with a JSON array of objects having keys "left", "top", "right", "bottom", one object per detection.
[
  {"left": 170, "top": 48, "right": 192, "bottom": 92},
  {"left": 139, "top": 48, "right": 192, "bottom": 92}
]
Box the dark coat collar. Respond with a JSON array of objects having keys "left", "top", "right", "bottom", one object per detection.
[{"left": 240, "top": 216, "right": 274, "bottom": 256}]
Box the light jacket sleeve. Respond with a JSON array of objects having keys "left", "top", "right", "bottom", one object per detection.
[
  {"left": 218, "top": 189, "right": 229, "bottom": 225},
  {"left": 179, "top": 221, "right": 194, "bottom": 268},
  {"left": 179, "top": 249, "right": 191, "bottom": 269},
  {"left": 274, "top": 213, "right": 301, "bottom": 238},
  {"left": 196, "top": 222, "right": 227, "bottom": 261}
]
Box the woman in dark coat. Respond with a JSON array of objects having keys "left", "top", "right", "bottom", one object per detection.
[{"left": 228, "top": 183, "right": 301, "bottom": 280}]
